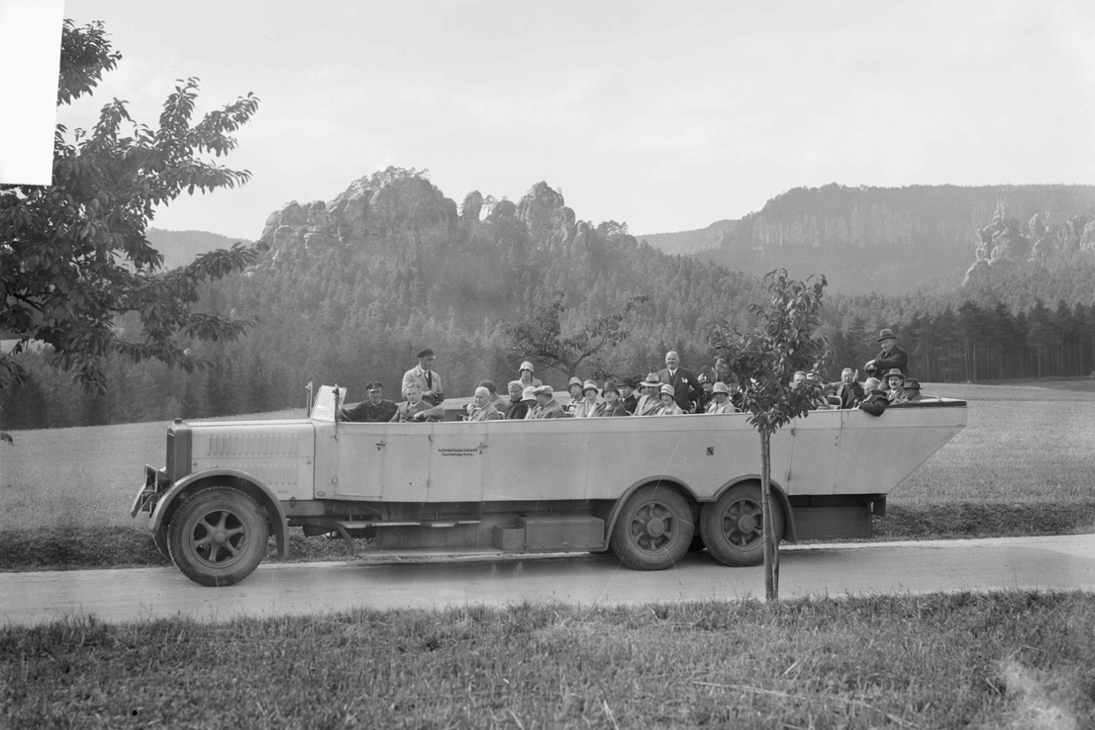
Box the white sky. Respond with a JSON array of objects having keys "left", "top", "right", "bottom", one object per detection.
[{"left": 47, "top": 1, "right": 1095, "bottom": 239}]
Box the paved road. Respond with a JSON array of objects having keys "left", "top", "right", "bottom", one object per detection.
[{"left": 2, "top": 534, "right": 1093, "bottom": 625}]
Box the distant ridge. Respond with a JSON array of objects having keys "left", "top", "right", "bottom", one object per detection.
[
  {"left": 636, "top": 219, "right": 737, "bottom": 256},
  {"left": 145, "top": 228, "right": 244, "bottom": 270},
  {"left": 644, "top": 184, "right": 1095, "bottom": 294}
]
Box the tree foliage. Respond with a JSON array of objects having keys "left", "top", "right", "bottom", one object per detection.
[
  {"left": 503, "top": 292, "right": 649, "bottom": 378},
  {"left": 0, "top": 19, "right": 265, "bottom": 394},
  {"left": 708, "top": 269, "right": 829, "bottom": 602}
]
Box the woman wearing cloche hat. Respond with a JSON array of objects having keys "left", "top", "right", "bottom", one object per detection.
[{"left": 572, "top": 379, "right": 602, "bottom": 418}]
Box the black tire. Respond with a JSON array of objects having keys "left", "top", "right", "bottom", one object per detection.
[
  {"left": 700, "top": 482, "right": 784, "bottom": 567},
  {"left": 610, "top": 485, "right": 694, "bottom": 570},
  {"left": 167, "top": 487, "right": 268, "bottom": 587}
]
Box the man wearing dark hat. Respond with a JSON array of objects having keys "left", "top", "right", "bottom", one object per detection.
[
  {"left": 903, "top": 378, "right": 934, "bottom": 403},
  {"left": 340, "top": 381, "right": 398, "bottom": 423},
  {"left": 619, "top": 376, "right": 640, "bottom": 415},
  {"left": 865, "top": 329, "right": 908, "bottom": 380},
  {"left": 402, "top": 348, "right": 444, "bottom": 405}
]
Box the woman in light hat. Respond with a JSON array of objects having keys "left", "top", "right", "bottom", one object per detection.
[
  {"left": 705, "top": 381, "right": 737, "bottom": 414},
  {"left": 593, "top": 381, "right": 629, "bottom": 417},
  {"left": 884, "top": 368, "right": 908, "bottom": 404},
  {"left": 564, "top": 376, "right": 585, "bottom": 415},
  {"left": 517, "top": 361, "right": 542, "bottom": 390},
  {"left": 635, "top": 373, "right": 664, "bottom": 416},
  {"left": 572, "top": 380, "right": 602, "bottom": 418},
  {"left": 656, "top": 383, "right": 684, "bottom": 416}
]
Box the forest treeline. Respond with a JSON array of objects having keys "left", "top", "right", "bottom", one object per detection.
[{"left": 4, "top": 174, "right": 1095, "bottom": 430}]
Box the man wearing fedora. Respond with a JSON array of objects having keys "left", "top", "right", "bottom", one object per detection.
[
  {"left": 865, "top": 329, "right": 909, "bottom": 380},
  {"left": 658, "top": 350, "right": 704, "bottom": 413},
  {"left": 635, "top": 373, "right": 665, "bottom": 416},
  {"left": 340, "top": 381, "right": 398, "bottom": 423},
  {"left": 402, "top": 348, "right": 444, "bottom": 405},
  {"left": 903, "top": 378, "right": 937, "bottom": 402}
]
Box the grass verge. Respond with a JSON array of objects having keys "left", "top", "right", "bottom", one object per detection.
[
  {"left": 2, "top": 501, "right": 1093, "bottom": 572},
  {"left": 3, "top": 592, "right": 1094, "bottom": 729}
]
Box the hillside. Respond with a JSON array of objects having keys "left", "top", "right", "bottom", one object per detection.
[
  {"left": 682, "top": 184, "right": 1095, "bottom": 295},
  {"left": 145, "top": 228, "right": 244, "bottom": 269},
  {"left": 635, "top": 219, "right": 737, "bottom": 256}
]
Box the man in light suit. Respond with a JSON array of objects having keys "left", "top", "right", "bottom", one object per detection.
[
  {"left": 402, "top": 348, "right": 444, "bottom": 405},
  {"left": 657, "top": 350, "right": 704, "bottom": 413}
]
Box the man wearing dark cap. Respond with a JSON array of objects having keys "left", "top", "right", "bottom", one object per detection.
[
  {"left": 340, "top": 381, "right": 398, "bottom": 423},
  {"left": 402, "top": 348, "right": 444, "bottom": 405},
  {"left": 865, "top": 328, "right": 909, "bottom": 380}
]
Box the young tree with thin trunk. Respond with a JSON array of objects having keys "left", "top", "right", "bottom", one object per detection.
[{"left": 707, "top": 269, "right": 829, "bottom": 602}]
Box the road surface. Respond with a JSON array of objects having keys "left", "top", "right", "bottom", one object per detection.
[{"left": 2, "top": 534, "right": 1093, "bottom": 625}]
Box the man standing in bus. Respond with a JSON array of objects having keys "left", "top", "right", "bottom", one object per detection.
[
  {"left": 865, "top": 329, "right": 908, "bottom": 380},
  {"left": 403, "top": 348, "right": 444, "bottom": 405},
  {"left": 658, "top": 350, "right": 704, "bottom": 413}
]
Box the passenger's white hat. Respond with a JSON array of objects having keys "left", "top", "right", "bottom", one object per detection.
[{"left": 520, "top": 361, "right": 534, "bottom": 372}]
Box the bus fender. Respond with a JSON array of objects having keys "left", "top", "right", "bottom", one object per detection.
[{"left": 150, "top": 468, "right": 289, "bottom": 559}]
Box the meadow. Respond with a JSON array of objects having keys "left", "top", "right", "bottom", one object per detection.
[
  {"left": 1, "top": 381, "right": 1093, "bottom": 568},
  {"left": 3, "top": 593, "right": 1093, "bottom": 729}
]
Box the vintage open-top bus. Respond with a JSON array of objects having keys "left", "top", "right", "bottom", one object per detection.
[{"left": 132, "top": 386, "right": 967, "bottom": 586}]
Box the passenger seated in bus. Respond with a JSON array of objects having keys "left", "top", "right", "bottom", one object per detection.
[
  {"left": 390, "top": 383, "right": 446, "bottom": 423},
  {"left": 694, "top": 372, "right": 715, "bottom": 413},
  {"left": 858, "top": 378, "right": 888, "bottom": 417},
  {"left": 340, "top": 381, "right": 398, "bottom": 422},
  {"left": 572, "top": 380, "right": 602, "bottom": 418},
  {"left": 902, "top": 378, "right": 937, "bottom": 402},
  {"left": 529, "top": 384, "right": 568, "bottom": 418},
  {"left": 402, "top": 348, "right": 444, "bottom": 405},
  {"left": 635, "top": 374, "right": 664, "bottom": 416},
  {"left": 831, "top": 368, "right": 864, "bottom": 409},
  {"left": 593, "top": 381, "right": 629, "bottom": 417},
  {"left": 519, "top": 386, "right": 539, "bottom": 419},
  {"left": 503, "top": 381, "right": 529, "bottom": 419},
  {"left": 564, "top": 377, "right": 584, "bottom": 415},
  {"left": 467, "top": 386, "right": 504, "bottom": 421},
  {"left": 618, "top": 377, "right": 639, "bottom": 415},
  {"left": 656, "top": 384, "right": 685, "bottom": 416},
  {"left": 884, "top": 369, "right": 908, "bottom": 404},
  {"left": 478, "top": 380, "right": 507, "bottom": 413},
  {"left": 705, "top": 381, "right": 737, "bottom": 413}
]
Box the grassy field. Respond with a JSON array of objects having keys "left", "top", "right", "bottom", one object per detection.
[
  {"left": 3, "top": 592, "right": 1094, "bottom": 729},
  {"left": 1, "top": 381, "right": 1093, "bottom": 569}
]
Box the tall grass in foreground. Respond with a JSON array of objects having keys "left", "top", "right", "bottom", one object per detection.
[{"left": 3, "top": 592, "right": 1093, "bottom": 729}]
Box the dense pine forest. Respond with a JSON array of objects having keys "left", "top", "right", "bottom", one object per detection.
[{"left": 4, "top": 173, "right": 1095, "bottom": 429}]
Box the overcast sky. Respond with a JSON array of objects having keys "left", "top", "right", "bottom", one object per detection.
[{"left": 56, "top": 0, "right": 1095, "bottom": 240}]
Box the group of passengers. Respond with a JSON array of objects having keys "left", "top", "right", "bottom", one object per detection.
[
  {"left": 340, "top": 332, "right": 938, "bottom": 423},
  {"left": 831, "top": 328, "right": 938, "bottom": 416}
]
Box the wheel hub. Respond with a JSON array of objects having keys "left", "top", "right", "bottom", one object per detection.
[
  {"left": 214, "top": 531, "right": 228, "bottom": 545},
  {"left": 737, "top": 514, "right": 757, "bottom": 533},
  {"left": 646, "top": 517, "right": 666, "bottom": 537}
]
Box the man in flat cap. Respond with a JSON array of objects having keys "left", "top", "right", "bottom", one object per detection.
[
  {"left": 340, "top": 381, "right": 398, "bottom": 422},
  {"left": 402, "top": 348, "right": 444, "bottom": 405},
  {"left": 865, "top": 329, "right": 909, "bottom": 380}
]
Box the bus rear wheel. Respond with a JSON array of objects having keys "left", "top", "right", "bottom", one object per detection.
[
  {"left": 168, "top": 487, "right": 268, "bottom": 587},
  {"left": 610, "top": 485, "right": 694, "bottom": 570},
  {"left": 701, "top": 483, "right": 783, "bottom": 567}
]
